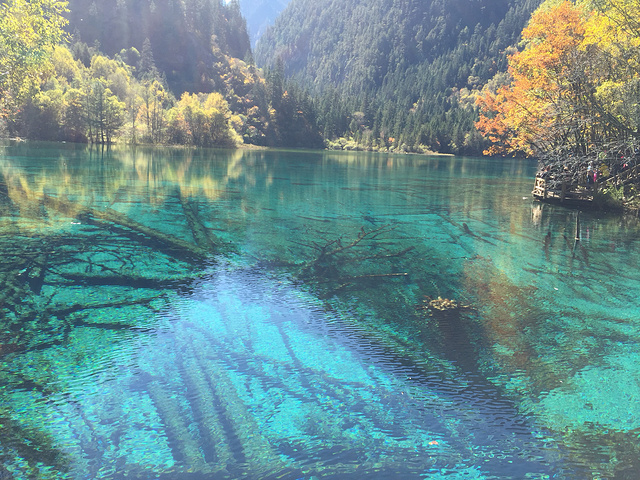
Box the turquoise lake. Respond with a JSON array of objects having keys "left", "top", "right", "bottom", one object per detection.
[{"left": 1, "top": 142, "right": 639, "bottom": 479}]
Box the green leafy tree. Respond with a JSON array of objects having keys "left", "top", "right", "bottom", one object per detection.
[
  {"left": 90, "top": 54, "right": 132, "bottom": 101},
  {"left": 167, "top": 92, "right": 240, "bottom": 147},
  {"left": 63, "top": 87, "right": 88, "bottom": 141},
  {"left": 25, "top": 83, "right": 65, "bottom": 140},
  {"left": 140, "top": 78, "right": 171, "bottom": 143},
  {"left": 0, "top": 0, "right": 68, "bottom": 117},
  {"left": 86, "top": 80, "right": 125, "bottom": 143}
]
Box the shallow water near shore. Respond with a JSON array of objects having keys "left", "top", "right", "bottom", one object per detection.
[{"left": 1, "top": 142, "right": 639, "bottom": 479}]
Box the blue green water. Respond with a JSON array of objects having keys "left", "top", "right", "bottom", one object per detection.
[{"left": 1, "top": 142, "right": 639, "bottom": 479}]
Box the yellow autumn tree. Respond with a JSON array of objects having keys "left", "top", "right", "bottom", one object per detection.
[
  {"left": 477, "top": 0, "right": 640, "bottom": 159},
  {"left": 166, "top": 92, "right": 240, "bottom": 147},
  {"left": 585, "top": 0, "right": 640, "bottom": 135},
  {"left": 476, "top": 1, "right": 589, "bottom": 156}
]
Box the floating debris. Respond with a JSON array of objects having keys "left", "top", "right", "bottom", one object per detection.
[{"left": 417, "top": 296, "right": 470, "bottom": 316}]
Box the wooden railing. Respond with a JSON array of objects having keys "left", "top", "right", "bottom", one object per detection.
[
  {"left": 604, "top": 164, "right": 640, "bottom": 188},
  {"left": 532, "top": 177, "right": 547, "bottom": 198}
]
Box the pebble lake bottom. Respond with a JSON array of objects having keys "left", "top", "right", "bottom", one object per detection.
[{"left": 1, "top": 142, "right": 639, "bottom": 479}]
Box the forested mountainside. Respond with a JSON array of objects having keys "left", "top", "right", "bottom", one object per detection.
[
  {"left": 238, "top": 0, "right": 290, "bottom": 46},
  {"left": 256, "top": 0, "right": 542, "bottom": 154},
  {"left": 1, "top": 0, "right": 322, "bottom": 148},
  {"left": 2, "top": 0, "right": 548, "bottom": 154},
  {"left": 65, "top": 0, "right": 251, "bottom": 95}
]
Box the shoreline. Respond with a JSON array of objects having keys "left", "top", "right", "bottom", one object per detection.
[{"left": 2, "top": 136, "right": 455, "bottom": 156}]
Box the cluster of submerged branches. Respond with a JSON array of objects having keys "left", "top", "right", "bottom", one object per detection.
[
  {"left": 0, "top": 177, "right": 239, "bottom": 474},
  {"left": 0, "top": 181, "right": 516, "bottom": 478},
  {"left": 290, "top": 223, "right": 415, "bottom": 297},
  {"left": 1, "top": 196, "right": 227, "bottom": 345}
]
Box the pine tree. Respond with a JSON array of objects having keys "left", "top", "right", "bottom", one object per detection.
[{"left": 138, "top": 38, "right": 157, "bottom": 79}]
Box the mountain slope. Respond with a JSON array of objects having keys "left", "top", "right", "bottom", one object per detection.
[
  {"left": 255, "top": 0, "right": 542, "bottom": 153},
  {"left": 238, "top": 0, "right": 290, "bottom": 46},
  {"left": 257, "top": 0, "right": 512, "bottom": 93},
  {"left": 65, "top": 0, "right": 251, "bottom": 95}
]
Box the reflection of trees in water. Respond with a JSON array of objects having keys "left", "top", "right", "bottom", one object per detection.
[
  {"left": 2, "top": 147, "right": 638, "bottom": 477},
  {"left": 0, "top": 149, "right": 514, "bottom": 476},
  {"left": 460, "top": 245, "right": 640, "bottom": 479},
  {"left": 0, "top": 151, "right": 405, "bottom": 475},
  {"left": 0, "top": 143, "right": 250, "bottom": 202},
  {"left": 0, "top": 152, "right": 237, "bottom": 475}
]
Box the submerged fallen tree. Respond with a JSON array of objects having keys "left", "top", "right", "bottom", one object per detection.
[
  {"left": 289, "top": 224, "right": 415, "bottom": 297},
  {"left": 42, "top": 194, "right": 221, "bottom": 262}
]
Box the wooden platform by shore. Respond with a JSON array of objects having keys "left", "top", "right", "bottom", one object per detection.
[
  {"left": 532, "top": 177, "right": 594, "bottom": 207},
  {"left": 532, "top": 163, "right": 640, "bottom": 210}
]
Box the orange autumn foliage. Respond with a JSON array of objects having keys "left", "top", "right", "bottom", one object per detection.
[{"left": 476, "top": 1, "right": 588, "bottom": 156}]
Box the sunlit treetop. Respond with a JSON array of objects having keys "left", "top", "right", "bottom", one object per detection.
[{"left": 0, "top": 0, "right": 68, "bottom": 114}]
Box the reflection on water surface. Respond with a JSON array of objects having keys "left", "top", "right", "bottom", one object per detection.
[{"left": 1, "top": 142, "right": 639, "bottom": 479}]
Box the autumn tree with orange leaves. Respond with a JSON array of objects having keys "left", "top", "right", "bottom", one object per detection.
[{"left": 476, "top": 0, "right": 640, "bottom": 162}]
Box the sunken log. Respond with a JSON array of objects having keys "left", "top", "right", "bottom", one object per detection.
[{"left": 42, "top": 195, "right": 212, "bottom": 263}]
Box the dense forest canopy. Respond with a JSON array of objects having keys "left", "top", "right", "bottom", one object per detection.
[
  {"left": 258, "top": 0, "right": 512, "bottom": 94},
  {"left": 65, "top": 0, "right": 251, "bottom": 95},
  {"left": 0, "top": 0, "right": 543, "bottom": 153},
  {"left": 15, "top": 0, "right": 633, "bottom": 158},
  {"left": 0, "top": 0, "right": 322, "bottom": 148},
  {"left": 0, "top": 0, "right": 69, "bottom": 115},
  {"left": 475, "top": 0, "right": 640, "bottom": 208},
  {"left": 255, "top": 0, "right": 542, "bottom": 154}
]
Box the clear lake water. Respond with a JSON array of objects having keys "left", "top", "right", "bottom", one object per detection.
[{"left": 1, "top": 142, "right": 639, "bottom": 479}]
